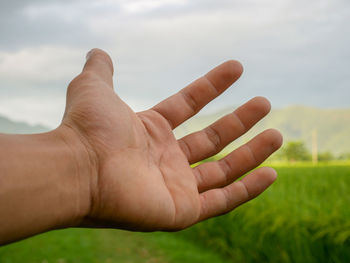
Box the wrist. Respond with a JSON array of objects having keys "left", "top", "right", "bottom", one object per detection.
[
  {"left": 0, "top": 129, "right": 95, "bottom": 244},
  {"left": 54, "top": 124, "right": 98, "bottom": 227}
]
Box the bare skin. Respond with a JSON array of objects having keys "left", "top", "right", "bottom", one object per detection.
[{"left": 0, "top": 49, "right": 282, "bottom": 245}]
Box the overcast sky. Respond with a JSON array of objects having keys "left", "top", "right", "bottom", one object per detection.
[{"left": 0, "top": 0, "right": 349, "bottom": 127}]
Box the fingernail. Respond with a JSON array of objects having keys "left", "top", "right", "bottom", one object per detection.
[{"left": 86, "top": 49, "right": 94, "bottom": 61}]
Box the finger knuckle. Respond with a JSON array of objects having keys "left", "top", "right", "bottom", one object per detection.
[{"left": 204, "top": 126, "right": 221, "bottom": 152}]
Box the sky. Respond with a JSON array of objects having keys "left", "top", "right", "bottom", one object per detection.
[{"left": 0, "top": 0, "right": 349, "bottom": 127}]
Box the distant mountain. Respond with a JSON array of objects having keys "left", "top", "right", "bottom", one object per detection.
[
  {"left": 1, "top": 106, "right": 349, "bottom": 155},
  {"left": 0, "top": 115, "right": 49, "bottom": 134},
  {"left": 174, "top": 106, "right": 350, "bottom": 156}
]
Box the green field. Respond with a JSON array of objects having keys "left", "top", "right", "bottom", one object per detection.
[
  {"left": 1, "top": 162, "right": 350, "bottom": 262},
  {"left": 181, "top": 162, "right": 350, "bottom": 262}
]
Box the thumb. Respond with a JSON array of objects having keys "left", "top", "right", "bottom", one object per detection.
[
  {"left": 63, "top": 49, "right": 115, "bottom": 117},
  {"left": 83, "top": 48, "right": 114, "bottom": 88}
]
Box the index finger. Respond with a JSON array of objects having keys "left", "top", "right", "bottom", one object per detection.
[{"left": 151, "top": 60, "right": 243, "bottom": 129}]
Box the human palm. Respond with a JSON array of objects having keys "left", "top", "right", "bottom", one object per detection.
[{"left": 62, "top": 49, "right": 282, "bottom": 231}]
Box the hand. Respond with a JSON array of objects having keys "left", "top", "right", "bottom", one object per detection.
[{"left": 61, "top": 49, "right": 283, "bottom": 231}]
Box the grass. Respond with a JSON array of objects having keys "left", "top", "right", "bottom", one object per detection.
[
  {"left": 1, "top": 162, "right": 350, "bottom": 262},
  {"left": 0, "top": 228, "right": 227, "bottom": 263},
  {"left": 179, "top": 162, "right": 350, "bottom": 262}
]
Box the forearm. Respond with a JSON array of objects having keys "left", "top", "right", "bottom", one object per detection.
[{"left": 0, "top": 127, "right": 91, "bottom": 245}]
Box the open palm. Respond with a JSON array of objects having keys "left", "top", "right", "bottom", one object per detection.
[{"left": 62, "top": 49, "right": 282, "bottom": 231}]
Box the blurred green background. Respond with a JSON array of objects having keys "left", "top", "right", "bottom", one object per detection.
[{"left": 1, "top": 161, "right": 350, "bottom": 263}]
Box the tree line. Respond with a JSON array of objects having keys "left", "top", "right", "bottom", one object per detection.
[{"left": 275, "top": 141, "right": 350, "bottom": 162}]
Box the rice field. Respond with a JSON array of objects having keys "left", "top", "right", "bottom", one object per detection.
[
  {"left": 1, "top": 162, "right": 349, "bottom": 262},
  {"left": 180, "top": 162, "right": 350, "bottom": 262}
]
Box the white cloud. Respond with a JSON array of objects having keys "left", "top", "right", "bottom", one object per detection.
[
  {"left": 0, "top": 46, "right": 84, "bottom": 83},
  {"left": 0, "top": 0, "right": 349, "bottom": 126},
  {"left": 121, "top": 0, "right": 187, "bottom": 14},
  {"left": 0, "top": 96, "right": 65, "bottom": 128}
]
